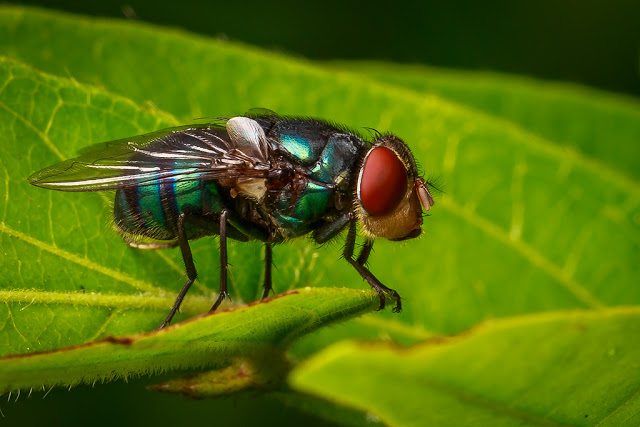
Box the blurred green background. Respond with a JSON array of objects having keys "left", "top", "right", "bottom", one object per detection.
[
  {"left": 1, "top": 1, "right": 637, "bottom": 425},
  {"left": 7, "top": 0, "right": 640, "bottom": 96}
]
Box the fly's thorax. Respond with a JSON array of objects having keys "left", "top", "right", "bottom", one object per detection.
[{"left": 355, "top": 135, "right": 433, "bottom": 240}]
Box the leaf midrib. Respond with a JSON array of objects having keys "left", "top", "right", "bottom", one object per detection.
[
  {"left": 0, "top": 288, "right": 211, "bottom": 314},
  {"left": 1, "top": 283, "right": 634, "bottom": 335}
]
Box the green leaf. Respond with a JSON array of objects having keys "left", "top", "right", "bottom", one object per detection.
[
  {"left": 291, "top": 307, "right": 640, "bottom": 426},
  {"left": 0, "top": 56, "right": 195, "bottom": 351},
  {"left": 0, "top": 286, "right": 376, "bottom": 392},
  {"left": 327, "top": 61, "right": 640, "bottom": 182},
  {"left": 0, "top": 6, "right": 638, "bottom": 424},
  {"left": 0, "top": 55, "right": 376, "bottom": 347},
  {"left": 0, "top": 56, "right": 375, "bottom": 412},
  {"left": 1, "top": 6, "right": 637, "bottom": 340}
]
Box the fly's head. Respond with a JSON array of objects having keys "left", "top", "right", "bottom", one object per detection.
[{"left": 355, "top": 135, "right": 434, "bottom": 241}]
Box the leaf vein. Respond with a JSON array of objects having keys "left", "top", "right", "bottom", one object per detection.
[
  {"left": 439, "top": 197, "right": 605, "bottom": 308},
  {"left": 595, "top": 386, "right": 640, "bottom": 426},
  {"left": 0, "top": 222, "right": 163, "bottom": 295},
  {"left": 1, "top": 164, "right": 8, "bottom": 222},
  {"left": 509, "top": 153, "right": 527, "bottom": 241},
  {"left": 0, "top": 98, "right": 65, "bottom": 160},
  {"left": 4, "top": 302, "right": 28, "bottom": 344},
  {"left": 87, "top": 309, "right": 118, "bottom": 342},
  {"left": 0, "top": 289, "right": 211, "bottom": 314}
]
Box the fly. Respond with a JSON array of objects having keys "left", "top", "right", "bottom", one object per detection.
[{"left": 28, "top": 110, "right": 435, "bottom": 330}]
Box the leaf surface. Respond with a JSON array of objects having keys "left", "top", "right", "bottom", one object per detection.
[
  {"left": 0, "top": 7, "right": 637, "bottom": 342},
  {"left": 0, "top": 6, "right": 638, "bottom": 424},
  {"left": 0, "top": 287, "right": 376, "bottom": 392},
  {"left": 328, "top": 60, "right": 640, "bottom": 182},
  {"left": 291, "top": 307, "right": 640, "bottom": 426}
]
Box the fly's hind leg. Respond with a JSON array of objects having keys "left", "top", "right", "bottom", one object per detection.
[
  {"left": 343, "top": 220, "right": 402, "bottom": 312},
  {"left": 261, "top": 243, "right": 273, "bottom": 299},
  {"left": 187, "top": 209, "right": 268, "bottom": 311},
  {"left": 209, "top": 208, "right": 230, "bottom": 312},
  {"left": 157, "top": 212, "right": 197, "bottom": 330}
]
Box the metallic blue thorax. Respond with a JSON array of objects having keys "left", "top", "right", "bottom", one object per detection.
[{"left": 265, "top": 119, "right": 365, "bottom": 239}]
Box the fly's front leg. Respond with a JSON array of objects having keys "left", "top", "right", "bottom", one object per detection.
[
  {"left": 313, "top": 212, "right": 352, "bottom": 244},
  {"left": 210, "top": 208, "right": 230, "bottom": 312},
  {"left": 157, "top": 212, "right": 197, "bottom": 330},
  {"left": 356, "top": 239, "right": 373, "bottom": 266},
  {"left": 261, "top": 243, "right": 273, "bottom": 299},
  {"left": 343, "top": 220, "right": 402, "bottom": 312}
]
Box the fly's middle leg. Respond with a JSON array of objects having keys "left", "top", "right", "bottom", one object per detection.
[{"left": 157, "top": 212, "right": 197, "bottom": 330}]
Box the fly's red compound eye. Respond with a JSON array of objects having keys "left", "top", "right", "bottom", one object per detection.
[{"left": 359, "top": 146, "right": 407, "bottom": 216}]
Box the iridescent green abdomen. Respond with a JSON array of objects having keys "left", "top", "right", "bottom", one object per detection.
[{"left": 113, "top": 174, "right": 224, "bottom": 245}]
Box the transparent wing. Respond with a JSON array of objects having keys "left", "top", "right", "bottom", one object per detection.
[{"left": 28, "top": 121, "right": 273, "bottom": 192}]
